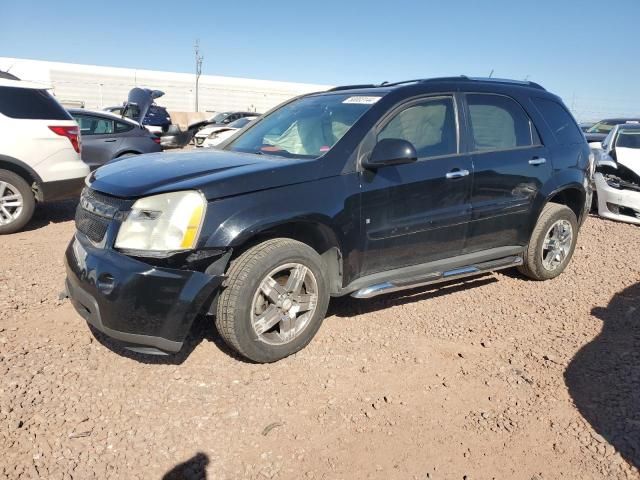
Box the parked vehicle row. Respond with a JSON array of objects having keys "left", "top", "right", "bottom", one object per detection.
[
  {"left": 194, "top": 115, "right": 259, "bottom": 147},
  {"left": 64, "top": 76, "right": 592, "bottom": 363}
]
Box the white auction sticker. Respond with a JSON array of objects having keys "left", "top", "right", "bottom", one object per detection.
[{"left": 342, "top": 96, "right": 382, "bottom": 105}]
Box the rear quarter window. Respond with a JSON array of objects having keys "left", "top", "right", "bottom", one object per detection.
[
  {"left": 115, "top": 121, "right": 134, "bottom": 133},
  {"left": 0, "top": 86, "right": 72, "bottom": 120},
  {"left": 532, "top": 97, "right": 584, "bottom": 145}
]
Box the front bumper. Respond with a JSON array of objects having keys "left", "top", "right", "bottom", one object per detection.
[
  {"left": 65, "top": 234, "right": 224, "bottom": 353},
  {"left": 594, "top": 173, "right": 640, "bottom": 225}
]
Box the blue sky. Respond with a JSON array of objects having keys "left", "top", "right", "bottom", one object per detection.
[{"left": 2, "top": 0, "right": 639, "bottom": 120}]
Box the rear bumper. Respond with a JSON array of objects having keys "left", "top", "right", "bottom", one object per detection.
[
  {"left": 594, "top": 173, "right": 640, "bottom": 225},
  {"left": 65, "top": 234, "right": 224, "bottom": 353},
  {"left": 39, "top": 176, "right": 86, "bottom": 202}
]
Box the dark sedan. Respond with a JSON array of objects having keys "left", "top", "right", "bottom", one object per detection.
[{"left": 69, "top": 109, "right": 162, "bottom": 170}]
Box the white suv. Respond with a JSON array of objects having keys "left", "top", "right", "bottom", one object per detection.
[{"left": 0, "top": 75, "right": 89, "bottom": 234}]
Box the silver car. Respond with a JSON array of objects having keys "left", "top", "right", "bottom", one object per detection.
[{"left": 69, "top": 109, "right": 162, "bottom": 170}]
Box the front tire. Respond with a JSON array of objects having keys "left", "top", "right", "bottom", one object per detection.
[
  {"left": 216, "top": 238, "right": 330, "bottom": 363},
  {"left": 518, "top": 203, "right": 578, "bottom": 280},
  {"left": 0, "top": 169, "right": 35, "bottom": 235}
]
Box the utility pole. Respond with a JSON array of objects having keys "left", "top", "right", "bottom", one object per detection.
[{"left": 194, "top": 39, "right": 204, "bottom": 112}]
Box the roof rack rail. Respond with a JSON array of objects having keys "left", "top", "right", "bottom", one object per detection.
[
  {"left": 327, "top": 84, "right": 377, "bottom": 92},
  {"left": 466, "top": 77, "right": 546, "bottom": 90},
  {"left": 328, "top": 76, "right": 546, "bottom": 92}
]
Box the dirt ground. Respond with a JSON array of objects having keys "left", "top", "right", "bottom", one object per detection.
[{"left": 1, "top": 201, "right": 639, "bottom": 480}]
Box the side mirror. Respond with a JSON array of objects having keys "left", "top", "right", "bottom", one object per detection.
[{"left": 363, "top": 138, "right": 418, "bottom": 169}]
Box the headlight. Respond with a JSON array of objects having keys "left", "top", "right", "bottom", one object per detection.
[{"left": 115, "top": 191, "right": 206, "bottom": 253}]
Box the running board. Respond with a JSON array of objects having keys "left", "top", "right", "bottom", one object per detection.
[{"left": 350, "top": 255, "right": 522, "bottom": 299}]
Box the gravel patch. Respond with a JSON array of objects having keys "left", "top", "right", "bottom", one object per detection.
[{"left": 1, "top": 203, "right": 639, "bottom": 479}]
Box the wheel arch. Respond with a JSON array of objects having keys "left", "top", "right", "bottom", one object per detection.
[
  {"left": 115, "top": 150, "right": 142, "bottom": 159},
  {"left": 0, "top": 155, "right": 43, "bottom": 199},
  {"left": 228, "top": 220, "right": 344, "bottom": 295},
  {"left": 546, "top": 186, "right": 586, "bottom": 222}
]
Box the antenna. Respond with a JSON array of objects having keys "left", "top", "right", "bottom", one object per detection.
[
  {"left": 194, "top": 39, "right": 204, "bottom": 112},
  {"left": 489, "top": 69, "right": 494, "bottom": 78}
]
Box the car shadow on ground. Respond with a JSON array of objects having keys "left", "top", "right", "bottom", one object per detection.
[
  {"left": 162, "top": 452, "right": 209, "bottom": 480},
  {"left": 328, "top": 274, "right": 498, "bottom": 318},
  {"left": 90, "top": 274, "right": 498, "bottom": 365},
  {"left": 565, "top": 282, "right": 640, "bottom": 469},
  {"left": 89, "top": 315, "right": 251, "bottom": 365},
  {"left": 23, "top": 199, "right": 77, "bottom": 231}
]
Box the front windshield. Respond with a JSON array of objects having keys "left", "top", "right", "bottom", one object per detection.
[
  {"left": 615, "top": 129, "right": 640, "bottom": 149},
  {"left": 587, "top": 121, "right": 616, "bottom": 134},
  {"left": 226, "top": 93, "right": 380, "bottom": 159}
]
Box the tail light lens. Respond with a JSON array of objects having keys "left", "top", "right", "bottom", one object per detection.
[
  {"left": 49, "top": 126, "right": 81, "bottom": 153},
  {"left": 152, "top": 136, "right": 161, "bottom": 144}
]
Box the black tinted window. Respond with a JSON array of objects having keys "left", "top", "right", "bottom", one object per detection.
[
  {"left": 0, "top": 87, "right": 71, "bottom": 120},
  {"left": 467, "top": 94, "right": 534, "bottom": 151},
  {"left": 532, "top": 97, "right": 584, "bottom": 145},
  {"left": 379, "top": 97, "right": 458, "bottom": 158}
]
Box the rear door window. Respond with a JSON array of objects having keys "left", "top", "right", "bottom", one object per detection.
[
  {"left": 73, "top": 114, "right": 114, "bottom": 135},
  {"left": 0, "top": 86, "right": 72, "bottom": 120},
  {"left": 378, "top": 96, "right": 458, "bottom": 158},
  {"left": 466, "top": 94, "right": 536, "bottom": 151},
  {"left": 531, "top": 97, "right": 584, "bottom": 145}
]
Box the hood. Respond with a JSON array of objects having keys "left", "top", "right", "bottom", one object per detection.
[
  {"left": 616, "top": 147, "right": 640, "bottom": 176},
  {"left": 124, "top": 87, "right": 164, "bottom": 123},
  {"left": 89, "top": 149, "right": 316, "bottom": 199}
]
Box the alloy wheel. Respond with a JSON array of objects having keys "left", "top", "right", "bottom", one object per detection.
[
  {"left": 251, "top": 263, "right": 319, "bottom": 345},
  {"left": 0, "top": 181, "right": 24, "bottom": 226},
  {"left": 541, "top": 219, "right": 573, "bottom": 271}
]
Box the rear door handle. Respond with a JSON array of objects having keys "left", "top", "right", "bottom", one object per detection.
[
  {"left": 104, "top": 139, "right": 117, "bottom": 143},
  {"left": 529, "top": 157, "right": 547, "bottom": 165},
  {"left": 446, "top": 169, "right": 470, "bottom": 179}
]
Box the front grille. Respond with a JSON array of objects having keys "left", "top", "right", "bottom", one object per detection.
[
  {"left": 75, "top": 188, "right": 134, "bottom": 243},
  {"left": 75, "top": 207, "right": 110, "bottom": 243},
  {"left": 82, "top": 187, "right": 133, "bottom": 211}
]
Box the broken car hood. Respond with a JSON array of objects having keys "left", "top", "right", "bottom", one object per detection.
[
  {"left": 616, "top": 147, "right": 640, "bottom": 176},
  {"left": 89, "top": 149, "right": 317, "bottom": 200},
  {"left": 125, "top": 87, "right": 164, "bottom": 123}
]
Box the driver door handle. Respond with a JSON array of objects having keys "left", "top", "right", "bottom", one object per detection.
[
  {"left": 529, "top": 157, "right": 547, "bottom": 165},
  {"left": 446, "top": 169, "right": 470, "bottom": 179}
]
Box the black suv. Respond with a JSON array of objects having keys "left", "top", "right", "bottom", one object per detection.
[{"left": 65, "top": 77, "right": 593, "bottom": 363}]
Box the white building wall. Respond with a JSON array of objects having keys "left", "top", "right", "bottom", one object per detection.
[{"left": 0, "top": 57, "right": 332, "bottom": 113}]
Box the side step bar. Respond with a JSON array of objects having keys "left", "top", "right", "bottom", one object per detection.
[{"left": 351, "top": 255, "right": 522, "bottom": 299}]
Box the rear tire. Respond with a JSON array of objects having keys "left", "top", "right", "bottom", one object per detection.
[
  {"left": 216, "top": 238, "right": 330, "bottom": 363},
  {"left": 0, "top": 169, "right": 35, "bottom": 235},
  {"left": 518, "top": 203, "right": 578, "bottom": 280}
]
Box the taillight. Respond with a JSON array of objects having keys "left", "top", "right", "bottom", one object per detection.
[
  {"left": 49, "top": 126, "right": 81, "bottom": 153},
  {"left": 152, "top": 136, "right": 161, "bottom": 144}
]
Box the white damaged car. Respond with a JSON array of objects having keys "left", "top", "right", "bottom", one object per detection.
[{"left": 593, "top": 123, "right": 640, "bottom": 224}]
